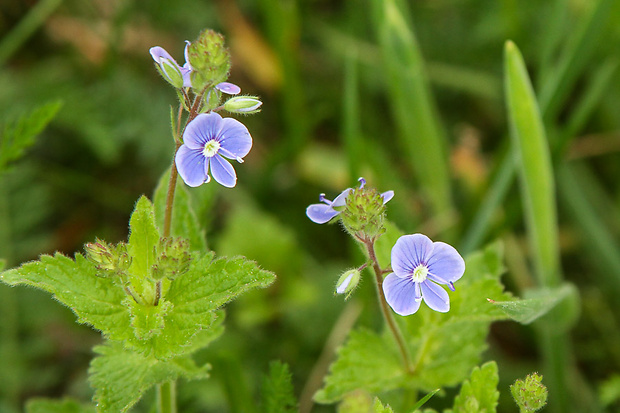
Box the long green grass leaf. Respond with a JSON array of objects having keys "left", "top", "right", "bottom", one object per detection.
[
  {"left": 538, "top": 0, "right": 616, "bottom": 123},
  {"left": 505, "top": 40, "right": 571, "bottom": 413},
  {"left": 371, "top": 0, "right": 452, "bottom": 221},
  {"left": 504, "top": 41, "right": 560, "bottom": 286}
]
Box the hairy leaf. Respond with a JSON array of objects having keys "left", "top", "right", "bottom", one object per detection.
[
  {"left": 89, "top": 341, "right": 209, "bottom": 413},
  {"left": 448, "top": 362, "right": 499, "bottom": 413}
]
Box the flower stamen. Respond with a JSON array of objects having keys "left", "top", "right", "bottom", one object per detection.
[{"left": 203, "top": 140, "right": 221, "bottom": 158}]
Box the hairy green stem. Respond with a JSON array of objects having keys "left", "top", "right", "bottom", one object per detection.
[
  {"left": 364, "top": 239, "right": 413, "bottom": 374},
  {"left": 157, "top": 381, "right": 177, "bottom": 413}
]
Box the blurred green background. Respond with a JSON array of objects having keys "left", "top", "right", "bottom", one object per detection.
[{"left": 2, "top": 0, "right": 620, "bottom": 412}]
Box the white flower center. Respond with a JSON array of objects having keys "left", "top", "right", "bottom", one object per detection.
[
  {"left": 411, "top": 264, "right": 428, "bottom": 283},
  {"left": 203, "top": 140, "right": 221, "bottom": 158}
]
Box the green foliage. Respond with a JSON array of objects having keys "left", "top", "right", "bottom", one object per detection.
[
  {"left": 0, "top": 196, "right": 274, "bottom": 360},
  {"left": 315, "top": 242, "right": 511, "bottom": 403},
  {"left": 373, "top": 397, "right": 395, "bottom": 413},
  {"left": 447, "top": 362, "right": 499, "bottom": 413},
  {"left": 0, "top": 252, "right": 130, "bottom": 335},
  {"left": 490, "top": 283, "right": 578, "bottom": 325},
  {"left": 370, "top": 0, "right": 452, "bottom": 220},
  {"left": 0, "top": 100, "right": 62, "bottom": 171},
  {"left": 504, "top": 40, "right": 560, "bottom": 287},
  {"left": 89, "top": 341, "right": 209, "bottom": 413},
  {"left": 25, "top": 397, "right": 95, "bottom": 413},
  {"left": 261, "top": 361, "right": 297, "bottom": 413}
]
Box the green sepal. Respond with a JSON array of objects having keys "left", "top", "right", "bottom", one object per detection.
[
  {"left": 447, "top": 362, "right": 499, "bottom": 413},
  {"left": 89, "top": 341, "right": 209, "bottom": 413},
  {"left": 315, "top": 242, "right": 511, "bottom": 403},
  {"left": 25, "top": 397, "right": 96, "bottom": 413}
]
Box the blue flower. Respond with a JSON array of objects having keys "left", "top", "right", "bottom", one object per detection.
[
  {"left": 383, "top": 234, "right": 465, "bottom": 316},
  {"left": 175, "top": 112, "right": 252, "bottom": 188},
  {"left": 306, "top": 178, "right": 394, "bottom": 224}
]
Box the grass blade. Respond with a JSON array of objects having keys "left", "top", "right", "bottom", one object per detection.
[
  {"left": 505, "top": 41, "right": 560, "bottom": 286},
  {"left": 505, "top": 40, "right": 569, "bottom": 413},
  {"left": 371, "top": 0, "right": 452, "bottom": 222}
]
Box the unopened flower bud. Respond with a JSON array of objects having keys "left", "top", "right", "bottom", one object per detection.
[
  {"left": 84, "top": 239, "right": 131, "bottom": 277},
  {"left": 223, "top": 96, "right": 263, "bottom": 114},
  {"left": 335, "top": 269, "right": 361, "bottom": 299},
  {"left": 186, "top": 30, "right": 231, "bottom": 91},
  {"left": 151, "top": 237, "right": 191, "bottom": 280},
  {"left": 510, "top": 372, "right": 548, "bottom": 412},
  {"left": 340, "top": 178, "right": 394, "bottom": 241},
  {"left": 149, "top": 46, "right": 190, "bottom": 89}
]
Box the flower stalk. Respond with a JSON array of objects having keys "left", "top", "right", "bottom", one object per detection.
[{"left": 364, "top": 238, "right": 413, "bottom": 375}]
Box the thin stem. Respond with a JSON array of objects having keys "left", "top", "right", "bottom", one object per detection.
[
  {"left": 157, "top": 381, "right": 177, "bottom": 413},
  {"left": 364, "top": 238, "right": 413, "bottom": 374}
]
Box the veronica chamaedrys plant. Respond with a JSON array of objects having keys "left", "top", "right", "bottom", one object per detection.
[
  {"left": 0, "top": 29, "right": 274, "bottom": 413},
  {"left": 383, "top": 234, "right": 465, "bottom": 315}
]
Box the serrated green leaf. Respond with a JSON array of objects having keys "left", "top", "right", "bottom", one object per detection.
[
  {"left": 153, "top": 168, "right": 207, "bottom": 252},
  {"left": 26, "top": 397, "right": 96, "bottom": 413},
  {"left": 0, "top": 245, "right": 264, "bottom": 360},
  {"left": 314, "top": 328, "right": 403, "bottom": 403},
  {"left": 373, "top": 397, "right": 395, "bottom": 413},
  {"left": 316, "top": 242, "right": 511, "bottom": 403},
  {"left": 448, "top": 362, "right": 499, "bottom": 413},
  {"left": 127, "top": 196, "right": 160, "bottom": 281},
  {"left": 121, "top": 253, "right": 275, "bottom": 359},
  {"left": 0, "top": 100, "right": 62, "bottom": 170},
  {"left": 89, "top": 341, "right": 209, "bottom": 413},
  {"left": 262, "top": 361, "right": 297, "bottom": 413},
  {"left": 490, "top": 283, "right": 577, "bottom": 325},
  {"left": 0, "top": 253, "right": 132, "bottom": 339}
]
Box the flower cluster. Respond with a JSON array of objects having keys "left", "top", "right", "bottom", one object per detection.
[
  {"left": 307, "top": 179, "right": 465, "bottom": 316},
  {"left": 150, "top": 31, "right": 263, "bottom": 189}
]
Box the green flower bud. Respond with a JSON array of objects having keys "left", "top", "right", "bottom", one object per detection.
[
  {"left": 223, "top": 96, "right": 263, "bottom": 114},
  {"left": 340, "top": 178, "right": 394, "bottom": 241},
  {"left": 510, "top": 372, "right": 548, "bottom": 412},
  {"left": 151, "top": 237, "right": 191, "bottom": 281},
  {"left": 84, "top": 239, "right": 131, "bottom": 277},
  {"left": 335, "top": 268, "right": 361, "bottom": 299},
  {"left": 186, "top": 30, "right": 231, "bottom": 92}
]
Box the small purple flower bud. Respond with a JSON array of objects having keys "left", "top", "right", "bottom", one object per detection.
[
  {"left": 150, "top": 46, "right": 191, "bottom": 88},
  {"left": 216, "top": 82, "right": 241, "bottom": 95},
  {"left": 335, "top": 269, "right": 361, "bottom": 299}
]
